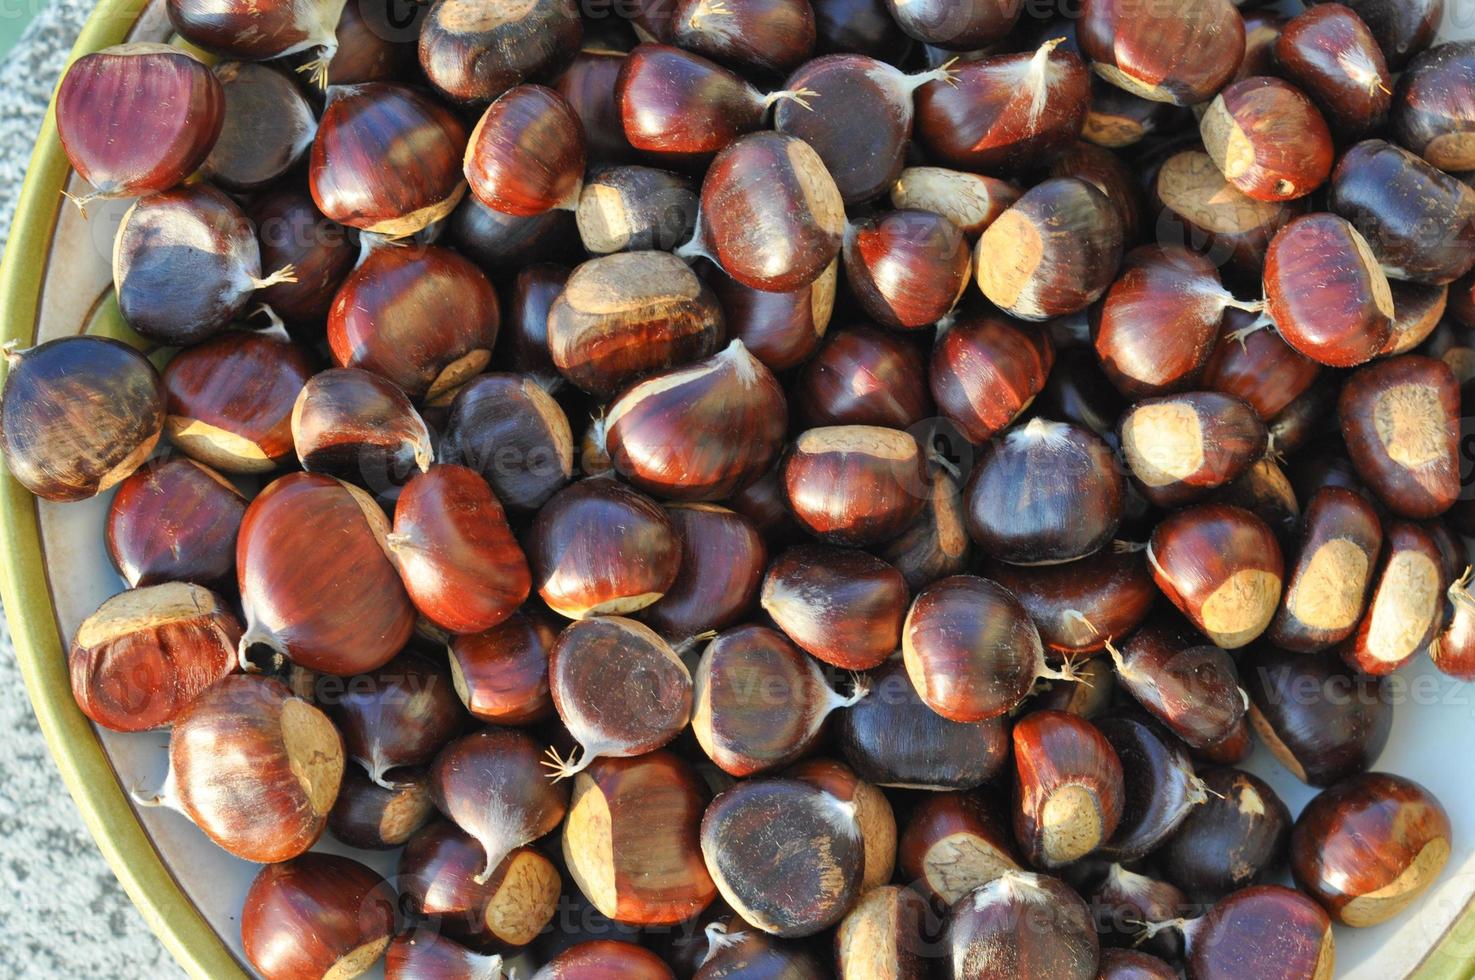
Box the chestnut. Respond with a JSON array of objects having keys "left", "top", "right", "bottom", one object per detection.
[
  {"left": 975, "top": 177, "right": 1124, "bottom": 321},
  {"left": 1147, "top": 503, "right": 1284, "bottom": 649},
  {"left": 1100, "top": 715, "right": 1211, "bottom": 862},
  {"left": 811, "top": 0, "right": 905, "bottom": 58},
  {"left": 450, "top": 195, "right": 580, "bottom": 270},
  {"left": 835, "top": 885, "right": 930, "bottom": 980},
  {"left": 55, "top": 43, "right": 223, "bottom": 207},
  {"left": 1090, "top": 864, "right": 1191, "bottom": 959},
  {"left": 639, "top": 504, "right": 764, "bottom": 642},
  {"left": 708, "top": 260, "right": 835, "bottom": 372},
  {"left": 782, "top": 426, "right": 928, "bottom": 546},
  {"left": 1342, "top": 519, "right": 1446, "bottom": 675},
  {"left": 291, "top": 368, "right": 432, "bottom": 492},
  {"left": 328, "top": 766, "right": 434, "bottom": 850},
  {"left": 786, "top": 757, "right": 897, "bottom": 893},
  {"left": 689, "top": 921, "right": 827, "bottom": 979},
  {"left": 1269, "top": 487, "right": 1383, "bottom": 651},
  {"left": 700, "top": 778, "right": 863, "bottom": 937},
  {"left": 1107, "top": 618, "right": 1248, "bottom": 748},
  {"left": 1091, "top": 245, "right": 1263, "bottom": 399},
  {"left": 1164, "top": 885, "right": 1335, "bottom": 980},
  {"left": 1340, "top": 354, "right": 1460, "bottom": 518},
  {"left": 1291, "top": 772, "right": 1451, "bottom": 926},
  {"left": 1276, "top": 5, "right": 1391, "bottom": 140},
  {"left": 837, "top": 659, "right": 1010, "bottom": 791},
  {"left": 844, "top": 210, "right": 971, "bottom": 330},
  {"left": 688, "top": 131, "right": 845, "bottom": 293},
  {"left": 242, "top": 854, "right": 397, "bottom": 980},
  {"left": 984, "top": 549, "right": 1155, "bottom": 658},
  {"left": 535, "top": 942, "right": 674, "bottom": 979},
  {"left": 547, "top": 616, "right": 692, "bottom": 776},
  {"left": 692, "top": 625, "right": 864, "bottom": 776},
  {"left": 879, "top": 469, "right": 972, "bottom": 593},
  {"left": 1119, "top": 391, "right": 1268, "bottom": 509},
  {"left": 328, "top": 244, "right": 500, "bottom": 403},
  {"left": 309, "top": 82, "right": 467, "bottom": 236},
  {"left": 328, "top": 651, "right": 464, "bottom": 788},
  {"left": 1393, "top": 41, "right": 1475, "bottom": 173},
  {"left": 500, "top": 263, "right": 570, "bottom": 386},
  {"left": 1385, "top": 281, "right": 1450, "bottom": 355},
  {"left": 671, "top": 0, "right": 814, "bottom": 78},
  {"left": 561, "top": 751, "right": 716, "bottom": 925},
  {"left": 1160, "top": 767, "right": 1291, "bottom": 901},
  {"left": 1199, "top": 312, "right": 1321, "bottom": 421},
  {"left": 914, "top": 40, "right": 1089, "bottom": 176},
  {"left": 547, "top": 251, "right": 724, "bottom": 398},
  {"left": 162, "top": 329, "right": 312, "bottom": 474},
  {"left": 606, "top": 340, "right": 787, "bottom": 501},
  {"left": 946, "top": 870, "right": 1099, "bottom": 980},
  {"left": 883, "top": 0, "right": 1018, "bottom": 48},
  {"left": 68, "top": 582, "right": 240, "bottom": 733},
  {"left": 1011, "top": 710, "right": 1124, "bottom": 868},
  {"left": 575, "top": 165, "right": 697, "bottom": 255},
  {"left": 440, "top": 373, "right": 574, "bottom": 513},
  {"left": 1097, "top": 949, "right": 1176, "bottom": 980},
  {"left": 201, "top": 62, "right": 316, "bottom": 192},
  {"left": 1200, "top": 77, "right": 1333, "bottom": 203},
  {"left": 555, "top": 50, "right": 636, "bottom": 167},
  {"left": 248, "top": 187, "right": 357, "bottom": 331},
  {"left": 966, "top": 419, "right": 1124, "bottom": 565},
  {"left": 167, "top": 0, "right": 346, "bottom": 74},
  {"left": 465, "top": 85, "right": 585, "bottom": 217},
  {"left": 431, "top": 727, "right": 569, "bottom": 882},
  {"left": 1082, "top": 79, "right": 1187, "bottom": 149},
  {"left": 890, "top": 167, "right": 1021, "bottom": 239},
  {"left": 105, "top": 457, "right": 245, "bottom": 588},
  {"left": 237, "top": 473, "right": 415, "bottom": 674},
  {"left": 317, "top": 0, "right": 420, "bottom": 86},
  {"left": 448, "top": 612, "right": 555, "bottom": 725},
  {"left": 1152, "top": 149, "right": 1299, "bottom": 279},
  {"left": 139, "top": 674, "right": 343, "bottom": 862},
  {"left": 798, "top": 325, "right": 932, "bottom": 430},
  {"left": 898, "top": 791, "right": 1018, "bottom": 909},
  {"left": 418, "top": 0, "right": 581, "bottom": 104},
  {"left": 1079, "top": 0, "right": 1244, "bottom": 106},
  {"left": 761, "top": 544, "right": 907, "bottom": 671},
  {"left": 387, "top": 465, "right": 529, "bottom": 634},
  {"left": 528, "top": 478, "right": 681, "bottom": 618},
  {"left": 384, "top": 932, "right": 506, "bottom": 980},
  {"left": 1434, "top": 568, "right": 1475, "bottom": 679},
  {"left": 1047, "top": 140, "right": 1144, "bottom": 243},
  {"left": 398, "top": 819, "right": 561, "bottom": 947},
  {"left": 114, "top": 184, "right": 295, "bottom": 346},
  {"left": 930, "top": 313, "right": 1054, "bottom": 443}
]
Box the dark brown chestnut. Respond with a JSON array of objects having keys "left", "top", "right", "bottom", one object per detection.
[
  {"left": 641, "top": 504, "right": 765, "bottom": 642},
  {"left": 1393, "top": 41, "right": 1475, "bottom": 173},
  {"left": 786, "top": 757, "right": 897, "bottom": 893},
  {"left": 878, "top": 469, "right": 972, "bottom": 594},
  {"left": 310, "top": 82, "right": 468, "bottom": 237},
  {"left": 242, "top": 853, "right": 396, "bottom": 980},
  {"left": 1079, "top": 0, "right": 1245, "bottom": 106},
  {"left": 555, "top": 50, "right": 636, "bottom": 166},
  {"left": 700, "top": 777, "right": 863, "bottom": 937},
  {"left": 670, "top": 0, "right": 814, "bottom": 78},
  {"left": 1275, "top": 5, "right": 1391, "bottom": 140},
  {"left": 1118, "top": 391, "right": 1268, "bottom": 509},
  {"left": 930, "top": 313, "right": 1054, "bottom": 443},
  {"left": 761, "top": 544, "right": 907, "bottom": 671},
  {"left": 1159, "top": 885, "right": 1335, "bottom": 980},
  {"left": 898, "top": 791, "right": 1018, "bottom": 909},
  {"left": 1200, "top": 77, "right": 1333, "bottom": 202},
  {"left": 1160, "top": 767, "right": 1291, "bottom": 901},
  {"left": 528, "top": 477, "right": 681, "bottom": 618},
  {"left": 984, "top": 549, "right": 1154, "bottom": 658},
  {"left": 1199, "top": 312, "right": 1321, "bottom": 421},
  {"left": 946, "top": 870, "right": 1099, "bottom": 980},
  {"left": 237, "top": 472, "right": 416, "bottom": 675},
  {"left": 68, "top": 582, "right": 240, "bottom": 733},
  {"left": 201, "top": 62, "right": 316, "bottom": 192},
  {"left": 1107, "top": 620, "right": 1249, "bottom": 749},
  {"left": 1339, "top": 354, "right": 1460, "bottom": 518},
  {"left": 1047, "top": 139, "right": 1144, "bottom": 243},
  {"left": 1082, "top": 79, "right": 1187, "bottom": 150},
  {"left": 811, "top": 0, "right": 905, "bottom": 58},
  {"left": 883, "top": 0, "right": 1019, "bottom": 48},
  {"left": 1269, "top": 487, "right": 1383, "bottom": 651},
  {"left": 249, "top": 187, "right": 357, "bottom": 331},
  {"left": 291, "top": 368, "right": 432, "bottom": 492},
  {"left": 448, "top": 611, "right": 555, "bottom": 726},
  {"left": 890, "top": 167, "right": 1021, "bottom": 239},
  {"left": 974, "top": 177, "right": 1124, "bottom": 321},
  {"left": 1096, "top": 949, "right": 1177, "bottom": 980},
  {"left": 1341, "top": 519, "right": 1446, "bottom": 675},
  {"left": 328, "top": 766, "right": 434, "bottom": 849},
  {"left": 783, "top": 425, "right": 928, "bottom": 546},
  {"left": 418, "top": 0, "right": 581, "bottom": 104},
  {"left": 317, "top": 0, "right": 419, "bottom": 86},
  {"left": 707, "top": 259, "right": 834, "bottom": 372},
  {"left": 798, "top": 324, "right": 931, "bottom": 430},
  {"left": 105, "top": 457, "right": 245, "bottom": 588},
  {"left": 440, "top": 373, "right": 574, "bottom": 514},
  {"left": 1011, "top": 710, "right": 1124, "bottom": 868},
  {"left": 449, "top": 194, "right": 580, "bottom": 270},
  {"left": 167, "top": 0, "right": 346, "bottom": 72},
  {"left": 384, "top": 931, "right": 507, "bottom": 980},
  {"left": 1096, "top": 715, "right": 1209, "bottom": 862},
  {"left": 465, "top": 85, "right": 585, "bottom": 217},
  {"left": 56, "top": 43, "right": 223, "bottom": 206},
  {"left": 1090, "top": 863, "right": 1191, "bottom": 960},
  {"left": 575, "top": 165, "right": 696, "bottom": 255},
  {"left": 328, "top": 651, "right": 464, "bottom": 789},
  {"left": 1148, "top": 503, "right": 1284, "bottom": 649},
  {"left": 1384, "top": 281, "right": 1450, "bottom": 355}
]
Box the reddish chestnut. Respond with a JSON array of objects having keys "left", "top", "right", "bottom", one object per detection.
[
  {"left": 105, "top": 457, "right": 245, "bottom": 588},
  {"left": 1434, "top": 568, "right": 1475, "bottom": 679},
  {"left": 1341, "top": 519, "right": 1446, "bottom": 675},
  {"left": 555, "top": 50, "right": 636, "bottom": 166},
  {"left": 1200, "top": 77, "right": 1334, "bottom": 202},
  {"left": 842, "top": 209, "right": 970, "bottom": 330},
  {"left": 984, "top": 549, "right": 1155, "bottom": 658},
  {"left": 1275, "top": 5, "right": 1391, "bottom": 140},
  {"left": 1152, "top": 149, "right": 1300, "bottom": 279},
  {"left": 327, "top": 651, "right": 463, "bottom": 788},
  {"left": 1011, "top": 710, "right": 1124, "bottom": 868},
  {"left": 1148, "top": 503, "right": 1284, "bottom": 649},
  {"left": 782, "top": 426, "right": 928, "bottom": 546},
  {"left": 465, "top": 85, "right": 585, "bottom": 217},
  {"left": 1079, "top": 0, "right": 1245, "bottom": 106},
  {"left": 898, "top": 791, "right": 1019, "bottom": 909},
  {"left": 242, "top": 853, "right": 396, "bottom": 980},
  {"left": 708, "top": 260, "right": 835, "bottom": 372},
  {"left": 1160, "top": 885, "right": 1335, "bottom": 980},
  {"left": 930, "top": 313, "right": 1054, "bottom": 443},
  {"left": 879, "top": 469, "right": 972, "bottom": 594},
  {"left": 761, "top": 544, "right": 907, "bottom": 671},
  {"left": 798, "top": 325, "right": 932, "bottom": 430},
  {"left": 883, "top": 0, "right": 1019, "bottom": 48},
  {"left": 291, "top": 368, "right": 432, "bottom": 492},
  {"left": 166, "top": 0, "right": 347, "bottom": 73},
  {"left": 1269, "top": 487, "right": 1383, "bottom": 651},
  {"left": 1118, "top": 391, "right": 1268, "bottom": 509},
  {"left": 1107, "top": 620, "right": 1249, "bottom": 749},
  {"left": 1339, "top": 354, "right": 1459, "bottom": 518},
  {"left": 642, "top": 504, "right": 765, "bottom": 642},
  {"left": 535, "top": 942, "right": 674, "bottom": 979},
  {"left": 1199, "top": 312, "right": 1321, "bottom": 421},
  {"left": 448, "top": 612, "right": 555, "bottom": 726},
  {"left": 385, "top": 932, "right": 506, "bottom": 980},
  {"left": 670, "top": 0, "right": 814, "bottom": 78}
]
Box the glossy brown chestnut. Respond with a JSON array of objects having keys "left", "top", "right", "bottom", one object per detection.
[
  {"left": 975, "top": 177, "right": 1124, "bottom": 322},
  {"left": 786, "top": 757, "right": 897, "bottom": 893},
  {"left": 316, "top": 0, "right": 419, "bottom": 86},
  {"left": 1047, "top": 139, "right": 1144, "bottom": 243},
  {"left": 166, "top": 0, "right": 345, "bottom": 68},
  {"left": 1148, "top": 504, "right": 1284, "bottom": 648},
  {"left": 1269, "top": 487, "right": 1383, "bottom": 651},
  {"left": 1119, "top": 391, "right": 1268, "bottom": 509},
  {"left": 1433, "top": 567, "right": 1475, "bottom": 678},
  {"left": 555, "top": 50, "right": 636, "bottom": 166},
  {"left": 528, "top": 478, "right": 680, "bottom": 618},
  {"left": 1161, "top": 768, "right": 1291, "bottom": 901},
  {"left": 843, "top": 209, "right": 970, "bottom": 330},
  {"left": 1393, "top": 41, "right": 1475, "bottom": 173},
  {"left": 797, "top": 325, "right": 930, "bottom": 430},
  {"left": 835, "top": 885, "right": 930, "bottom": 980},
  {"left": 701, "top": 777, "right": 863, "bottom": 937},
  {"left": 883, "top": 0, "right": 1019, "bottom": 47},
  {"left": 692, "top": 625, "right": 864, "bottom": 776},
  {"left": 1233, "top": 9, "right": 1285, "bottom": 84},
  {"left": 1035, "top": 348, "right": 1126, "bottom": 439},
  {"left": 68, "top": 582, "right": 240, "bottom": 733},
  {"left": 291, "top": 368, "right": 432, "bottom": 492},
  {"left": 706, "top": 259, "right": 834, "bottom": 372},
  {"left": 547, "top": 616, "right": 692, "bottom": 775},
  {"left": 782, "top": 426, "right": 927, "bottom": 546},
  {"left": 249, "top": 187, "right": 357, "bottom": 329},
  {"left": 966, "top": 419, "right": 1124, "bottom": 565},
  {"left": 143, "top": 674, "right": 344, "bottom": 862},
  {"left": 837, "top": 659, "right": 1010, "bottom": 791},
  {"left": 1079, "top": 0, "right": 1245, "bottom": 106},
  {"left": 1163, "top": 885, "right": 1336, "bottom": 979},
  {"left": 114, "top": 184, "right": 294, "bottom": 346},
  {"left": 1097, "top": 715, "right": 1210, "bottom": 862},
  {"left": 465, "top": 85, "right": 585, "bottom": 217},
  {"left": 879, "top": 469, "right": 972, "bottom": 594},
  {"left": 547, "top": 251, "right": 725, "bottom": 398},
  {"left": 431, "top": 727, "right": 569, "bottom": 882},
  {"left": 55, "top": 43, "right": 223, "bottom": 205},
  {"left": 328, "top": 244, "right": 500, "bottom": 403},
  {"left": 1091, "top": 245, "right": 1263, "bottom": 399},
  {"left": 761, "top": 544, "right": 907, "bottom": 671},
  {"left": 310, "top": 82, "right": 468, "bottom": 236},
  {"left": 418, "top": 0, "right": 581, "bottom": 104},
  {"left": 930, "top": 313, "right": 1054, "bottom": 443},
  {"left": 1265, "top": 213, "right": 1395, "bottom": 367},
  {"left": 561, "top": 751, "right": 716, "bottom": 925},
  {"left": 440, "top": 373, "right": 574, "bottom": 513},
  {"left": 105, "top": 457, "right": 245, "bottom": 588},
  {"left": 898, "top": 791, "right": 1018, "bottom": 909},
  {"left": 671, "top": 0, "right": 813, "bottom": 78},
  {"left": 1201, "top": 77, "right": 1334, "bottom": 202},
  {"left": 946, "top": 870, "right": 1099, "bottom": 980},
  {"left": 984, "top": 549, "right": 1154, "bottom": 657},
  {"left": 1108, "top": 620, "right": 1248, "bottom": 749},
  {"left": 914, "top": 40, "right": 1089, "bottom": 176},
  {"left": 1200, "top": 313, "right": 1321, "bottom": 421},
  {"left": 1341, "top": 519, "right": 1446, "bottom": 675},
  {"left": 1339, "top": 354, "right": 1460, "bottom": 518},
  {"left": 1384, "top": 281, "right": 1449, "bottom": 355},
  {"left": 384, "top": 931, "right": 506, "bottom": 980},
  {"left": 689, "top": 131, "right": 845, "bottom": 293},
  {"left": 162, "top": 330, "right": 311, "bottom": 474},
  {"left": 499, "top": 263, "right": 569, "bottom": 385},
  {"left": 237, "top": 472, "right": 415, "bottom": 675},
  {"left": 447, "top": 612, "right": 555, "bottom": 726},
  {"left": 326, "top": 650, "right": 463, "bottom": 790},
  {"left": 328, "top": 766, "right": 434, "bottom": 850},
  {"left": 890, "top": 167, "right": 1020, "bottom": 239},
  {"left": 449, "top": 195, "right": 581, "bottom": 270},
  {"left": 242, "top": 853, "right": 396, "bottom": 980},
  {"left": 639, "top": 504, "right": 764, "bottom": 642},
  {"left": 1152, "top": 149, "right": 1300, "bottom": 279},
  {"left": 535, "top": 942, "right": 675, "bottom": 979},
  {"left": 1275, "top": 5, "right": 1391, "bottom": 139},
  {"left": 201, "top": 62, "right": 316, "bottom": 192},
  {"left": 1011, "top": 710, "right": 1124, "bottom": 868}
]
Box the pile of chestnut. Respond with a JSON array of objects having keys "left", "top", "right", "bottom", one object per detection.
[{"left": 7, "top": 0, "right": 1475, "bottom": 972}]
